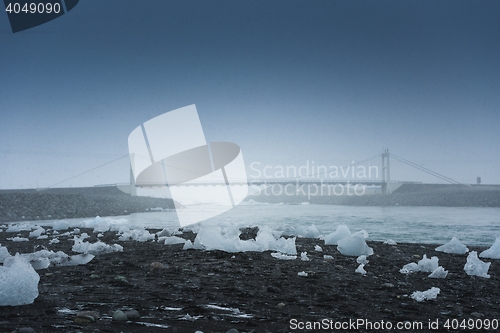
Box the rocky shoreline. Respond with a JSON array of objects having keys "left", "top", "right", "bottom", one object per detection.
[
  {"left": 1, "top": 227, "right": 499, "bottom": 333},
  {"left": 0, "top": 187, "right": 175, "bottom": 223}
]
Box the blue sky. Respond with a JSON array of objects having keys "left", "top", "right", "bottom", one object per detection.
[{"left": 1, "top": 0, "right": 499, "bottom": 188}]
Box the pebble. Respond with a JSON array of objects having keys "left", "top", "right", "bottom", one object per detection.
[
  {"left": 226, "top": 329, "right": 239, "bottom": 333},
  {"left": 267, "top": 286, "right": 282, "bottom": 293},
  {"left": 13, "top": 328, "right": 35, "bottom": 333},
  {"left": 277, "top": 302, "right": 286, "bottom": 307},
  {"left": 124, "top": 309, "right": 140, "bottom": 320},
  {"left": 74, "top": 311, "right": 99, "bottom": 323},
  {"left": 112, "top": 310, "right": 128, "bottom": 321},
  {"left": 471, "top": 312, "right": 484, "bottom": 318},
  {"left": 150, "top": 261, "right": 164, "bottom": 271},
  {"left": 382, "top": 283, "right": 395, "bottom": 288}
]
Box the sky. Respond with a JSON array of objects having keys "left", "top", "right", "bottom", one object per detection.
[{"left": 1, "top": 0, "right": 499, "bottom": 189}]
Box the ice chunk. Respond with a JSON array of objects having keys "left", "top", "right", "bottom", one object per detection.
[
  {"left": 276, "top": 237, "right": 297, "bottom": 255},
  {"left": 300, "top": 252, "right": 310, "bottom": 261},
  {"left": 53, "top": 220, "right": 70, "bottom": 231},
  {"left": 8, "top": 237, "right": 29, "bottom": 242},
  {"left": 314, "top": 245, "right": 323, "bottom": 252},
  {"left": 464, "top": 251, "right": 490, "bottom": 278},
  {"left": 323, "top": 255, "right": 334, "bottom": 260},
  {"left": 429, "top": 266, "right": 448, "bottom": 278},
  {"left": 383, "top": 239, "right": 397, "bottom": 245},
  {"left": 479, "top": 237, "right": 500, "bottom": 259},
  {"left": 435, "top": 237, "right": 469, "bottom": 254},
  {"left": 400, "top": 262, "right": 419, "bottom": 274},
  {"left": 37, "top": 235, "right": 48, "bottom": 240},
  {"left": 296, "top": 225, "right": 321, "bottom": 238},
  {"left": 324, "top": 225, "right": 351, "bottom": 245},
  {"left": 0, "top": 244, "right": 10, "bottom": 264},
  {"left": 163, "top": 236, "right": 187, "bottom": 245},
  {"left": 0, "top": 254, "right": 40, "bottom": 306},
  {"left": 119, "top": 228, "right": 155, "bottom": 242},
  {"left": 356, "top": 255, "right": 369, "bottom": 265},
  {"left": 72, "top": 235, "right": 123, "bottom": 255},
  {"left": 49, "top": 238, "right": 60, "bottom": 244},
  {"left": 29, "top": 227, "right": 45, "bottom": 238},
  {"left": 355, "top": 264, "right": 366, "bottom": 275},
  {"left": 182, "top": 240, "right": 194, "bottom": 250},
  {"left": 297, "top": 271, "right": 308, "bottom": 277},
  {"left": 417, "top": 254, "right": 439, "bottom": 273},
  {"left": 271, "top": 252, "right": 297, "bottom": 260},
  {"left": 337, "top": 233, "right": 373, "bottom": 256},
  {"left": 411, "top": 287, "right": 440, "bottom": 302},
  {"left": 6, "top": 223, "right": 32, "bottom": 233}
]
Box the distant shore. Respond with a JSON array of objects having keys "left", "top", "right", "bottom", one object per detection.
[
  {"left": 252, "top": 184, "right": 500, "bottom": 207},
  {"left": 0, "top": 186, "right": 175, "bottom": 223},
  {"left": 1, "top": 183, "right": 498, "bottom": 224}
]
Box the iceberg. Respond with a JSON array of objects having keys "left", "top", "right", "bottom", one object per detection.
[
  {"left": 435, "top": 237, "right": 469, "bottom": 254},
  {"left": 0, "top": 254, "right": 40, "bottom": 306},
  {"left": 464, "top": 251, "right": 490, "bottom": 278},
  {"left": 479, "top": 237, "right": 500, "bottom": 259}
]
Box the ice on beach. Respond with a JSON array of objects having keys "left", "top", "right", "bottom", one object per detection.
[
  {"left": 383, "top": 239, "right": 397, "bottom": 245},
  {"left": 29, "top": 226, "right": 45, "bottom": 238},
  {"left": 72, "top": 234, "right": 123, "bottom": 255},
  {"left": 118, "top": 228, "right": 154, "bottom": 242},
  {"left": 37, "top": 235, "right": 48, "bottom": 240},
  {"left": 400, "top": 255, "right": 439, "bottom": 274},
  {"left": 183, "top": 240, "right": 194, "bottom": 250},
  {"left": 314, "top": 245, "right": 323, "bottom": 252},
  {"left": 356, "top": 255, "right": 369, "bottom": 265},
  {"left": 428, "top": 266, "right": 448, "bottom": 279},
  {"left": 400, "top": 262, "right": 420, "bottom": 274},
  {"left": 297, "top": 271, "right": 308, "bottom": 277},
  {"left": 300, "top": 252, "right": 310, "bottom": 261},
  {"left": 479, "top": 237, "right": 500, "bottom": 259},
  {"left": 337, "top": 232, "right": 373, "bottom": 257},
  {"left": 417, "top": 254, "right": 439, "bottom": 273},
  {"left": 192, "top": 226, "right": 297, "bottom": 255},
  {"left": 355, "top": 264, "right": 367, "bottom": 275},
  {"left": 324, "top": 225, "right": 351, "bottom": 245},
  {"left": 52, "top": 220, "right": 70, "bottom": 231},
  {"left": 49, "top": 238, "right": 60, "bottom": 244},
  {"left": 7, "top": 237, "right": 29, "bottom": 242},
  {"left": 162, "top": 236, "right": 187, "bottom": 245},
  {"left": 271, "top": 252, "right": 297, "bottom": 260},
  {"left": 3, "top": 249, "right": 94, "bottom": 269},
  {"left": 464, "top": 251, "right": 490, "bottom": 278},
  {"left": 323, "top": 255, "right": 334, "bottom": 260},
  {"left": 6, "top": 223, "right": 32, "bottom": 233},
  {"left": 0, "top": 254, "right": 40, "bottom": 306},
  {"left": 157, "top": 228, "right": 183, "bottom": 237},
  {"left": 0, "top": 245, "right": 11, "bottom": 263},
  {"left": 295, "top": 225, "right": 321, "bottom": 238},
  {"left": 435, "top": 237, "right": 469, "bottom": 254},
  {"left": 411, "top": 287, "right": 440, "bottom": 302}
]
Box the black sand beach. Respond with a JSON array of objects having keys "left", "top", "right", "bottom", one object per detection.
[{"left": 1, "top": 228, "right": 499, "bottom": 333}]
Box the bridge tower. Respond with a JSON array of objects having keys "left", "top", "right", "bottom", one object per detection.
[{"left": 381, "top": 149, "right": 391, "bottom": 195}]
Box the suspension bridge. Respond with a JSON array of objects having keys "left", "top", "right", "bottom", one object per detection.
[{"left": 46, "top": 149, "right": 470, "bottom": 196}]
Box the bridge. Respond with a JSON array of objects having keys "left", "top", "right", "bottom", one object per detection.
[{"left": 46, "top": 149, "right": 468, "bottom": 196}]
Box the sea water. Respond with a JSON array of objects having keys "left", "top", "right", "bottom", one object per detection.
[{"left": 19, "top": 202, "right": 500, "bottom": 247}]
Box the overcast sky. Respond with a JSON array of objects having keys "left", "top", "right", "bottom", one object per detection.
[{"left": 1, "top": 0, "right": 499, "bottom": 189}]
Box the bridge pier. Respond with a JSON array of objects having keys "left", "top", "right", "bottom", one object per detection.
[{"left": 381, "top": 149, "right": 391, "bottom": 195}]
